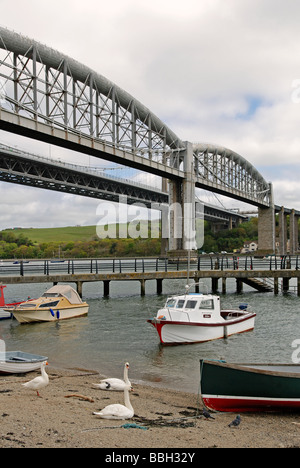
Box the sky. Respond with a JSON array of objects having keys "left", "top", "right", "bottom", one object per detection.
[{"left": 1, "top": 0, "right": 300, "bottom": 229}]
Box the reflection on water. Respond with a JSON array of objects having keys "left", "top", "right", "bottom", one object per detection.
[{"left": 1, "top": 278, "right": 300, "bottom": 393}]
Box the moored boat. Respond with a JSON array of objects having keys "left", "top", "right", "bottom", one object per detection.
[
  {"left": 0, "top": 284, "right": 27, "bottom": 320},
  {"left": 9, "top": 285, "right": 89, "bottom": 324},
  {"left": 0, "top": 351, "right": 48, "bottom": 374},
  {"left": 200, "top": 359, "right": 300, "bottom": 412},
  {"left": 147, "top": 284, "right": 256, "bottom": 345}
]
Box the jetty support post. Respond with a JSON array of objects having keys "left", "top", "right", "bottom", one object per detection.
[
  {"left": 274, "top": 277, "right": 279, "bottom": 295},
  {"left": 212, "top": 277, "right": 219, "bottom": 293},
  {"left": 103, "top": 280, "right": 110, "bottom": 297},
  {"left": 156, "top": 279, "right": 163, "bottom": 295},
  {"left": 140, "top": 279, "right": 146, "bottom": 296},
  {"left": 282, "top": 277, "right": 290, "bottom": 293},
  {"left": 76, "top": 281, "right": 83, "bottom": 298},
  {"left": 236, "top": 278, "right": 243, "bottom": 293}
]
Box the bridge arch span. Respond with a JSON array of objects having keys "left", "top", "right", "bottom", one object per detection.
[
  {"left": 0, "top": 26, "right": 183, "bottom": 178},
  {"left": 193, "top": 143, "right": 271, "bottom": 207},
  {"left": 0, "top": 27, "right": 271, "bottom": 208}
]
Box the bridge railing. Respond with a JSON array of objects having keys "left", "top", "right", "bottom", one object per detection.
[{"left": 0, "top": 255, "right": 299, "bottom": 277}]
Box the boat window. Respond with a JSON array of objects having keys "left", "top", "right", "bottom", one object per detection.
[
  {"left": 166, "top": 299, "right": 176, "bottom": 308},
  {"left": 42, "top": 293, "right": 61, "bottom": 298},
  {"left": 185, "top": 300, "right": 197, "bottom": 309},
  {"left": 200, "top": 299, "right": 214, "bottom": 310},
  {"left": 18, "top": 303, "right": 37, "bottom": 308},
  {"left": 39, "top": 300, "right": 60, "bottom": 308},
  {"left": 176, "top": 300, "right": 185, "bottom": 309}
]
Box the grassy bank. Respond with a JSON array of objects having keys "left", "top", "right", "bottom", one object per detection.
[{"left": 3, "top": 225, "right": 98, "bottom": 244}]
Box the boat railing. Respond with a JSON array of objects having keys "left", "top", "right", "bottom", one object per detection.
[{"left": 185, "top": 282, "right": 209, "bottom": 295}]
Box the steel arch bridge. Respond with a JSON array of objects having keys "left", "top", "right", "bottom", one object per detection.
[
  {"left": 0, "top": 26, "right": 271, "bottom": 210},
  {"left": 193, "top": 143, "right": 271, "bottom": 207}
]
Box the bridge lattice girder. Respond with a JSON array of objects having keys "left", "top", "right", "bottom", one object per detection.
[
  {"left": 193, "top": 143, "right": 271, "bottom": 207},
  {"left": 0, "top": 27, "right": 183, "bottom": 168},
  {"left": 0, "top": 26, "right": 271, "bottom": 207}
]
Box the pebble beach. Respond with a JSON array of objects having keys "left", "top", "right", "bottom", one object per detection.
[{"left": 0, "top": 365, "right": 300, "bottom": 449}]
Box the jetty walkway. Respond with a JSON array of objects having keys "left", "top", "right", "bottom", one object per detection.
[{"left": 1, "top": 255, "right": 300, "bottom": 297}]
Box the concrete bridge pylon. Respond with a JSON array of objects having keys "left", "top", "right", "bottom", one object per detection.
[
  {"left": 168, "top": 141, "right": 197, "bottom": 256},
  {"left": 278, "top": 206, "right": 299, "bottom": 255},
  {"left": 257, "top": 183, "right": 275, "bottom": 254}
]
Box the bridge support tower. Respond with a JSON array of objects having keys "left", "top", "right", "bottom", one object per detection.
[
  {"left": 257, "top": 183, "right": 275, "bottom": 254},
  {"left": 278, "top": 207, "right": 299, "bottom": 255},
  {"left": 290, "top": 209, "right": 299, "bottom": 254},
  {"left": 168, "top": 141, "right": 197, "bottom": 257}
]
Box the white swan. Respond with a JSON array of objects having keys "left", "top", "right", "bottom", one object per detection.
[
  {"left": 92, "top": 362, "right": 131, "bottom": 391},
  {"left": 93, "top": 383, "right": 134, "bottom": 420},
  {"left": 22, "top": 361, "right": 49, "bottom": 397}
]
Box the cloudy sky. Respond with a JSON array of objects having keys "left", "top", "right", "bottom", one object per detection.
[{"left": 1, "top": 0, "right": 300, "bottom": 229}]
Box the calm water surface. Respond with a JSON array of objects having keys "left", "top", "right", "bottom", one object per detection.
[{"left": 1, "top": 278, "right": 300, "bottom": 393}]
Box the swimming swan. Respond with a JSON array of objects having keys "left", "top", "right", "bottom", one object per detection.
[
  {"left": 93, "top": 384, "right": 134, "bottom": 420},
  {"left": 22, "top": 361, "right": 49, "bottom": 397},
  {"left": 92, "top": 362, "right": 131, "bottom": 391}
]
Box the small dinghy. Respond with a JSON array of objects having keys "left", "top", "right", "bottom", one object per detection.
[{"left": 0, "top": 351, "right": 48, "bottom": 375}]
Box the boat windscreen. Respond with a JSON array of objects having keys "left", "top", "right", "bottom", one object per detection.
[
  {"left": 42, "top": 293, "right": 60, "bottom": 297},
  {"left": 200, "top": 299, "right": 214, "bottom": 310},
  {"left": 185, "top": 300, "right": 197, "bottom": 309},
  {"left": 166, "top": 299, "right": 176, "bottom": 308},
  {"left": 39, "top": 300, "right": 60, "bottom": 308}
]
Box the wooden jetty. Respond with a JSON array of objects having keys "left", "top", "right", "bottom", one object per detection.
[{"left": 0, "top": 256, "right": 300, "bottom": 297}]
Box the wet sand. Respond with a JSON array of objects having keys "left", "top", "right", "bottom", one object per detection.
[{"left": 0, "top": 366, "right": 300, "bottom": 448}]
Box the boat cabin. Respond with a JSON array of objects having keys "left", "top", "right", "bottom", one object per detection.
[
  {"left": 157, "top": 293, "right": 224, "bottom": 323},
  {"left": 41, "top": 285, "right": 83, "bottom": 304}
]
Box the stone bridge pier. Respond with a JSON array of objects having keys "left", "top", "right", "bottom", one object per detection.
[
  {"left": 278, "top": 207, "right": 299, "bottom": 255},
  {"left": 257, "top": 184, "right": 275, "bottom": 254},
  {"left": 258, "top": 187, "right": 299, "bottom": 254},
  {"left": 168, "top": 141, "right": 197, "bottom": 256}
]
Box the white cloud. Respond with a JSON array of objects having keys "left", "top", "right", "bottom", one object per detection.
[
  {"left": 1, "top": 0, "right": 300, "bottom": 224},
  {"left": 0, "top": 183, "right": 100, "bottom": 230}
]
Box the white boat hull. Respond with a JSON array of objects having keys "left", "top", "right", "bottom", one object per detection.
[
  {"left": 0, "top": 307, "right": 12, "bottom": 320},
  {"left": 0, "top": 351, "right": 48, "bottom": 374},
  {"left": 12, "top": 305, "right": 89, "bottom": 324},
  {"left": 149, "top": 314, "right": 256, "bottom": 345},
  {"left": 0, "top": 360, "right": 46, "bottom": 374}
]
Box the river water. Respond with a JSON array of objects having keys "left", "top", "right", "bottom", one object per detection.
[{"left": 1, "top": 278, "right": 300, "bottom": 393}]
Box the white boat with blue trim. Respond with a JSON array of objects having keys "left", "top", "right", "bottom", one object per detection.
[
  {"left": 148, "top": 284, "right": 256, "bottom": 345},
  {"left": 0, "top": 351, "right": 48, "bottom": 374},
  {"left": 9, "top": 285, "right": 89, "bottom": 324}
]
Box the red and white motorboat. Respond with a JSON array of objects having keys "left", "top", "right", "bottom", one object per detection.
[{"left": 147, "top": 284, "right": 256, "bottom": 345}]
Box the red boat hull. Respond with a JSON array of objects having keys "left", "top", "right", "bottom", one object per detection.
[
  {"left": 203, "top": 396, "right": 300, "bottom": 413},
  {"left": 200, "top": 360, "right": 300, "bottom": 413}
]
